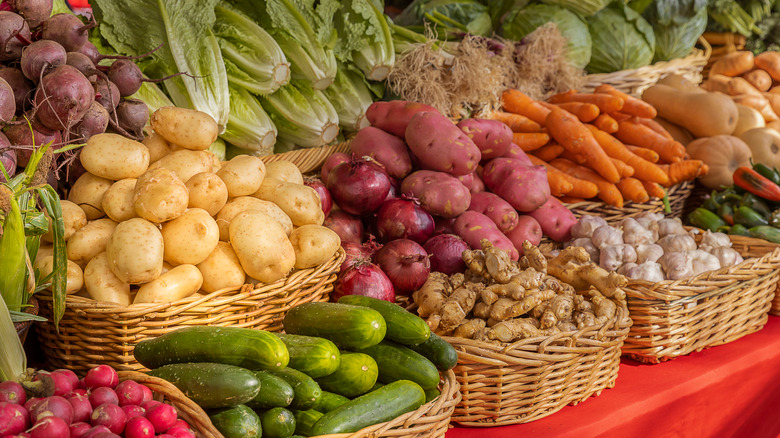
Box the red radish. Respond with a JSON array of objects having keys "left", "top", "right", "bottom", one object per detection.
[
  {"left": 89, "top": 387, "right": 118, "bottom": 408},
  {"left": 170, "top": 419, "right": 191, "bottom": 431},
  {"left": 423, "top": 234, "right": 470, "bottom": 275},
  {"left": 37, "top": 370, "right": 74, "bottom": 396},
  {"left": 23, "top": 397, "right": 42, "bottom": 413},
  {"left": 66, "top": 392, "right": 93, "bottom": 423},
  {"left": 90, "top": 432, "right": 121, "bottom": 438},
  {"left": 165, "top": 425, "right": 196, "bottom": 438},
  {"left": 340, "top": 242, "right": 373, "bottom": 271},
  {"left": 157, "top": 435, "right": 176, "bottom": 438},
  {"left": 139, "top": 385, "right": 153, "bottom": 404},
  {"left": 324, "top": 210, "right": 363, "bottom": 245},
  {"left": 52, "top": 369, "right": 79, "bottom": 390},
  {"left": 145, "top": 402, "right": 177, "bottom": 433},
  {"left": 81, "top": 425, "right": 111, "bottom": 438},
  {"left": 115, "top": 380, "right": 144, "bottom": 407},
  {"left": 304, "top": 177, "right": 332, "bottom": 217},
  {"left": 321, "top": 152, "right": 350, "bottom": 182},
  {"left": 70, "top": 421, "right": 92, "bottom": 438},
  {"left": 124, "top": 416, "right": 155, "bottom": 438},
  {"left": 374, "top": 198, "right": 435, "bottom": 244},
  {"left": 121, "top": 404, "right": 145, "bottom": 420},
  {"left": 84, "top": 365, "right": 119, "bottom": 390},
  {"left": 77, "top": 378, "right": 86, "bottom": 390},
  {"left": 0, "top": 381, "right": 26, "bottom": 404},
  {"left": 326, "top": 157, "right": 392, "bottom": 216},
  {"left": 333, "top": 261, "right": 395, "bottom": 302},
  {"left": 141, "top": 400, "right": 161, "bottom": 411},
  {"left": 0, "top": 401, "right": 29, "bottom": 435},
  {"left": 91, "top": 403, "right": 126, "bottom": 434},
  {"left": 29, "top": 395, "right": 73, "bottom": 425},
  {"left": 374, "top": 239, "right": 431, "bottom": 295},
  {"left": 29, "top": 416, "right": 69, "bottom": 438},
  {"left": 70, "top": 389, "right": 88, "bottom": 396}
]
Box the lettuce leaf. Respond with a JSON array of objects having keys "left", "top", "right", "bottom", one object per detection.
[
  {"left": 260, "top": 80, "right": 340, "bottom": 148},
  {"left": 322, "top": 64, "right": 374, "bottom": 132},
  {"left": 335, "top": 0, "right": 395, "bottom": 81},
  {"left": 220, "top": 85, "right": 277, "bottom": 155}
]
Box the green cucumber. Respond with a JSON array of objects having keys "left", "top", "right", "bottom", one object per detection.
[
  {"left": 246, "top": 371, "right": 294, "bottom": 410},
  {"left": 315, "top": 352, "right": 378, "bottom": 398},
  {"left": 424, "top": 388, "right": 441, "bottom": 404},
  {"left": 269, "top": 367, "right": 322, "bottom": 410},
  {"left": 293, "top": 409, "right": 324, "bottom": 436},
  {"left": 274, "top": 333, "right": 340, "bottom": 378},
  {"left": 312, "top": 391, "right": 350, "bottom": 413},
  {"left": 260, "top": 407, "right": 296, "bottom": 438},
  {"left": 357, "top": 340, "right": 440, "bottom": 390},
  {"left": 148, "top": 363, "right": 260, "bottom": 409},
  {"left": 134, "top": 326, "right": 289, "bottom": 371},
  {"left": 208, "top": 405, "right": 261, "bottom": 438},
  {"left": 309, "top": 380, "right": 426, "bottom": 435},
  {"left": 283, "top": 302, "right": 386, "bottom": 350},
  {"left": 368, "top": 382, "right": 384, "bottom": 392},
  {"left": 407, "top": 332, "right": 458, "bottom": 371},
  {"left": 337, "top": 295, "right": 431, "bottom": 345}
]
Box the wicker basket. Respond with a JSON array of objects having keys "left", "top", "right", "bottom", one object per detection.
[
  {"left": 621, "top": 232, "right": 780, "bottom": 363},
  {"left": 35, "top": 249, "right": 345, "bottom": 374},
  {"left": 444, "top": 307, "right": 632, "bottom": 426},
  {"left": 262, "top": 141, "right": 352, "bottom": 174},
  {"left": 583, "top": 37, "right": 711, "bottom": 96},
  {"left": 118, "top": 371, "right": 222, "bottom": 438}
]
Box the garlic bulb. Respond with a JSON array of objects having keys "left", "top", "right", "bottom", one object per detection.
[
  {"left": 689, "top": 249, "right": 722, "bottom": 276},
  {"left": 592, "top": 225, "right": 624, "bottom": 249},
  {"left": 657, "top": 218, "right": 687, "bottom": 238},
  {"left": 635, "top": 243, "right": 664, "bottom": 264},
  {"left": 627, "top": 262, "right": 665, "bottom": 282},
  {"left": 657, "top": 234, "right": 697, "bottom": 253},
  {"left": 571, "top": 215, "right": 608, "bottom": 239},
  {"left": 699, "top": 231, "right": 732, "bottom": 253},
  {"left": 658, "top": 251, "right": 694, "bottom": 280},
  {"left": 620, "top": 218, "right": 658, "bottom": 245},
  {"left": 566, "top": 237, "right": 600, "bottom": 262},
  {"left": 709, "top": 246, "right": 744, "bottom": 268},
  {"left": 599, "top": 244, "right": 638, "bottom": 272}
]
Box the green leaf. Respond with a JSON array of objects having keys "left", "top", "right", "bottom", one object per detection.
[
  {"left": 220, "top": 84, "right": 278, "bottom": 155},
  {"left": 0, "top": 293, "right": 26, "bottom": 381},
  {"left": 10, "top": 311, "right": 47, "bottom": 323},
  {"left": 0, "top": 195, "right": 28, "bottom": 311},
  {"left": 36, "top": 186, "right": 66, "bottom": 329}
]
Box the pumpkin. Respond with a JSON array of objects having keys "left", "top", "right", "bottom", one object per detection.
[
  {"left": 738, "top": 127, "right": 780, "bottom": 168},
  {"left": 642, "top": 84, "right": 739, "bottom": 137},
  {"left": 687, "top": 135, "right": 753, "bottom": 189},
  {"left": 733, "top": 104, "right": 766, "bottom": 136}
]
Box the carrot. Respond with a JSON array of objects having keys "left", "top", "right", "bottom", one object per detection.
[
  {"left": 559, "top": 148, "right": 587, "bottom": 165},
  {"left": 550, "top": 158, "right": 623, "bottom": 207},
  {"left": 616, "top": 177, "right": 650, "bottom": 204},
  {"left": 633, "top": 117, "right": 674, "bottom": 140},
  {"left": 488, "top": 110, "right": 543, "bottom": 133},
  {"left": 626, "top": 145, "right": 660, "bottom": 163},
  {"left": 501, "top": 89, "right": 551, "bottom": 125},
  {"left": 528, "top": 155, "right": 599, "bottom": 199},
  {"left": 611, "top": 158, "right": 634, "bottom": 178},
  {"left": 524, "top": 155, "right": 573, "bottom": 196},
  {"left": 642, "top": 180, "right": 667, "bottom": 199},
  {"left": 512, "top": 132, "right": 550, "bottom": 152},
  {"left": 545, "top": 106, "right": 621, "bottom": 183},
  {"left": 531, "top": 143, "right": 565, "bottom": 161},
  {"left": 710, "top": 51, "right": 754, "bottom": 77},
  {"left": 658, "top": 160, "right": 709, "bottom": 186},
  {"left": 585, "top": 124, "right": 669, "bottom": 184},
  {"left": 755, "top": 51, "right": 780, "bottom": 81},
  {"left": 548, "top": 101, "right": 600, "bottom": 122},
  {"left": 609, "top": 111, "right": 632, "bottom": 123},
  {"left": 593, "top": 113, "right": 619, "bottom": 133},
  {"left": 548, "top": 90, "right": 624, "bottom": 114},
  {"left": 615, "top": 120, "right": 686, "bottom": 163},
  {"left": 558, "top": 196, "right": 587, "bottom": 204},
  {"left": 594, "top": 84, "right": 657, "bottom": 119}
]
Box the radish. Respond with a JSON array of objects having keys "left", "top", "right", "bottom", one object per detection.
[
  {"left": 20, "top": 39, "right": 66, "bottom": 82},
  {"left": 145, "top": 402, "right": 176, "bottom": 433},
  {"left": 88, "top": 387, "right": 118, "bottom": 408},
  {"left": 23, "top": 397, "right": 42, "bottom": 412},
  {"left": 81, "top": 425, "right": 111, "bottom": 438},
  {"left": 139, "top": 385, "right": 153, "bottom": 404},
  {"left": 170, "top": 419, "right": 190, "bottom": 431},
  {"left": 51, "top": 369, "right": 78, "bottom": 391},
  {"left": 84, "top": 365, "right": 119, "bottom": 390},
  {"left": 140, "top": 400, "right": 160, "bottom": 411},
  {"left": 0, "top": 11, "right": 30, "bottom": 61},
  {"left": 70, "top": 388, "right": 87, "bottom": 396},
  {"left": 121, "top": 404, "right": 145, "bottom": 420},
  {"left": 91, "top": 403, "right": 127, "bottom": 434},
  {"left": 115, "top": 380, "right": 144, "bottom": 407},
  {"left": 29, "top": 395, "right": 73, "bottom": 424},
  {"left": 8, "top": 0, "right": 53, "bottom": 28},
  {"left": 0, "top": 381, "right": 27, "bottom": 404},
  {"left": 66, "top": 392, "right": 92, "bottom": 423},
  {"left": 124, "top": 416, "right": 155, "bottom": 438},
  {"left": 0, "top": 147, "right": 15, "bottom": 183},
  {"left": 33, "top": 64, "right": 94, "bottom": 130},
  {"left": 36, "top": 370, "right": 75, "bottom": 396},
  {"left": 70, "top": 421, "right": 92, "bottom": 438},
  {"left": 29, "top": 416, "right": 69, "bottom": 438},
  {"left": 165, "top": 426, "right": 196, "bottom": 438},
  {"left": 41, "top": 13, "right": 92, "bottom": 52},
  {"left": 0, "top": 401, "right": 30, "bottom": 435}
]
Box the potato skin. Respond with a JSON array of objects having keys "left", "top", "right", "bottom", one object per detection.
[
  {"left": 457, "top": 118, "right": 513, "bottom": 161},
  {"left": 84, "top": 252, "right": 132, "bottom": 305},
  {"left": 197, "top": 241, "right": 246, "bottom": 293},
  {"left": 467, "top": 192, "right": 519, "bottom": 234},
  {"left": 161, "top": 208, "right": 220, "bottom": 265},
  {"left": 504, "top": 215, "right": 543, "bottom": 254},
  {"left": 365, "top": 100, "right": 439, "bottom": 137},
  {"left": 142, "top": 132, "right": 173, "bottom": 163},
  {"left": 216, "top": 155, "right": 266, "bottom": 197},
  {"left": 133, "top": 168, "right": 189, "bottom": 223},
  {"left": 148, "top": 149, "right": 214, "bottom": 183},
  {"left": 290, "top": 225, "right": 340, "bottom": 269},
  {"left": 80, "top": 133, "right": 150, "bottom": 180},
  {"left": 401, "top": 170, "right": 471, "bottom": 219},
  {"left": 229, "top": 211, "right": 295, "bottom": 284},
  {"left": 215, "top": 196, "right": 290, "bottom": 241},
  {"left": 68, "top": 172, "right": 113, "bottom": 220},
  {"left": 454, "top": 211, "right": 519, "bottom": 261},
  {"left": 102, "top": 178, "right": 139, "bottom": 222},
  {"left": 35, "top": 256, "right": 84, "bottom": 295},
  {"left": 133, "top": 264, "right": 203, "bottom": 304},
  {"left": 264, "top": 161, "right": 303, "bottom": 185},
  {"left": 67, "top": 218, "right": 118, "bottom": 267},
  {"left": 185, "top": 172, "right": 228, "bottom": 216},
  {"left": 151, "top": 106, "right": 218, "bottom": 151},
  {"left": 106, "top": 217, "right": 164, "bottom": 284},
  {"left": 405, "top": 111, "right": 482, "bottom": 176},
  {"left": 350, "top": 126, "right": 412, "bottom": 179},
  {"left": 43, "top": 199, "right": 87, "bottom": 242},
  {"left": 253, "top": 179, "right": 324, "bottom": 226}
]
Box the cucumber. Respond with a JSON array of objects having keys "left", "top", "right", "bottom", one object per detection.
[
  {"left": 357, "top": 340, "right": 440, "bottom": 390},
  {"left": 208, "top": 404, "right": 261, "bottom": 438},
  {"left": 269, "top": 367, "right": 322, "bottom": 410},
  {"left": 275, "top": 333, "right": 340, "bottom": 378},
  {"left": 369, "top": 382, "right": 384, "bottom": 392},
  {"left": 424, "top": 388, "right": 441, "bottom": 404},
  {"left": 407, "top": 332, "right": 458, "bottom": 371},
  {"left": 246, "top": 371, "right": 294, "bottom": 410},
  {"left": 148, "top": 363, "right": 260, "bottom": 409},
  {"left": 134, "top": 326, "right": 289, "bottom": 371},
  {"left": 337, "top": 295, "right": 431, "bottom": 345},
  {"left": 259, "top": 407, "right": 296, "bottom": 438},
  {"left": 292, "top": 409, "right": 324, "bottom": 436},
  {"left": 283, "top": 302, "right": 386, "bottom": 350},
  {"left": 312, "top": 391, "right": 349, "bottom": 413},
  {"left": 309, "top": 380, "right": 426, "bottom": 435},
  {"left": 314, "top": 352, "right": 378, "bottom": 398}
]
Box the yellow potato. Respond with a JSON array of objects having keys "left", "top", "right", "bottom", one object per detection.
[
  {"left": 43, "top": 199, "right": 87, "bottom": 242},
  {"left": 68, "top": 172, "right": 113, "bottom": 220},
  {"left": 253, "top": 179, "right": 324, "bottom": 226},
  {"left": 106, "top": 218, "right": 164, "bottom": 284},
  {"left": 290, "top": 225, "right": 341, "bottom": 269},
  {"left": 161, "top": 208, "right": 219, "bottom": 265},
  {"left": 35, "top": 244, "right": 53, "bottom": 265},
  {"left": 186, "top": 172, "right": 228, "bottom": 216},
  {"left": 148, "top": 149, "right": 214, "bottom": 183},
  {"left": 216, "top": 155, "right": 266, "bottom": 197},
  {"left": 215, "top": 197, "right": 292, "bottom": 240},
  {"left": 229, "top": 211, "right": 295, "bottom": 283},
  {"left": 67, "top": 218, "right": 118, "bottom": 267},
  {"left": 80, "top": 134, "right": 150, "bottom": 180},
  {"left": 150, "top": 106, "right": 219, "bottom": 151},
  {"left": 84, "top": 252, "right": 132, "bottom": 305},
  {"left": 133, "top": 264, "right": 203, "bottom": 304},
  {"left": 102, "top": 179, "right": 139, "bottom": 222},
  {"left": 133, "top": 168, "right": 189, "bottom": 223},
  {"left": 162, "top": 261, "right": 174, "bottom": 274},
  {"left": 264, "top": 161, "right": 303, "bottom": 185},
  {"left": 35, "top": 256, "right": 84, "bottom": 295},
  {"left": 142, "top": 132, "right": 173, "bottom": 163},
  {"left": 196, "top": 241, "right": 246, "bottom": 293}
]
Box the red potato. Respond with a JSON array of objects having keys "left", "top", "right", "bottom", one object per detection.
[
  {"left": 405, "top": 111, "right": 482, "bottom": 176},
  {"left": 350, "top": 126, "right": 413, "bottom": 179},
  {"left": 482, "top": 158, "right": 550, "bottom": 213},
  {"left": 504, "top": 215, "right": 542, "bottom": 255},
  {"left": 454, "top": 211, "right": 519, "bottom": 261},
  {"left": 467, "top": 192, "right": 519, "bottom": 233},
  {"left": 401, "top": 170, "right": 471, "bottom": 218},
  {"left": 457, "top": 172, "right": 485, "bottom": 194},
  {"left": 366, "top": 100, "right": 439, "bottom": 137},
  {"left": 457, "top": 118, "right": 513, "bottom": 160},
  {"left": 501, "top": 143, "right": 533, "bottom": 165},
  {"left": 527, "top": 196, "right": 577, "bottom": 242}
]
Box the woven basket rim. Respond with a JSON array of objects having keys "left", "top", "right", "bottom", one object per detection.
[
  {"left": 564, "top": 180, "right": 693, "bottom": 212},
  {"left": 261, "top": 140, "right": 352, "bottom": 174}
]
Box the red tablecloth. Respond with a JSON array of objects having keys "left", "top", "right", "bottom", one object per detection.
[{"left": 447, "top": 315, "right": 780, "bottom": 438}]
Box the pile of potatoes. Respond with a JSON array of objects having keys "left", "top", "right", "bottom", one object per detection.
[{"left": 35, "top": 106, "right": 340, "bottom": 306}]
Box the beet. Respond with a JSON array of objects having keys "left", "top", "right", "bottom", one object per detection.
[
  {"left": 20, "top": 40, "right": 66, "bottom": 82},
  {"left": 10, "top": 0, "right": 53, "bottom": 28},
  {"left": 115, "top": 98, "right": 148, "bottom": 135},
  {"left": 41, "top": 13, "right": 90, "bottom": 52},
  {"left": 0, "top": 11, "right": 30, "bottom": 61},
  {"left": 0, "top": 76, "right": 15, "bottom": 121},
  {"left": 0, "top": 148, "right": 15, "bottom": 183},
  {"left": 73, "top": 101, "right": 109, "bottom": 140},
  {"left": 66, "top": 51, "right": 97, "bottom": 79},
  {"left": 34, "top": 64, "right": 94, "bottom": 130},
  {"left": 0, "top": 381, "right": 26, "bottom": 405},
  {"left": 107, "top": 59, "right": 143, "bottom": 97},
  {"left": 93, "top": 77, "right": 120, "bottom": 112},
  {"left": 0, "top": 401, "right": 30, "bottom": 435},
  {"left": 0, "top": 66, "right": 31, "bottom": 111},
  {"left": 76, "top": 40, "right": 100, "bottom": 64},
  {"left": 6, "top": 120, "right": 61, "bottom": 167}
]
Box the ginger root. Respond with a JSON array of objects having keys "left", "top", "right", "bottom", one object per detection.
[
  {"left": 413, "top": 272, "right": 453, "bottom": 331},
  {"left": 488, "top": 318, "right": 542, "bottom": 342},
  {"left": 453, "top": 318, "right": 487, "bottom": 338},
  {"left": 437, "top": 283, "right": 480, "bottom": 333},
  {"left": 546, "top": 246, "right": 627, "bottom": 300}
]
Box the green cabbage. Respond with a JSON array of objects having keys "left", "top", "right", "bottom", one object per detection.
[
  {"left": 396, "top": 0, "right": 493, "bottom": 37},
  {"left": 322, "top": 64, "right": 374, "bottom": 132},
  {"left": 586, "top": 3, "right": 656, "bottom": 73},
  {"left": 260, "top": 81, "right": 340, "bottom": 148},
  {"left": 540, "top": 0, "right": 611, "bottom": 17},
  {"left": 501, "top": 4, "right": 592, "bottom": 69},
  {"left": 643, "top": 0, "right": 707, "bottom": 62},
  {"left": 220, "top": 85, "right": 277, "bottom": 155}
]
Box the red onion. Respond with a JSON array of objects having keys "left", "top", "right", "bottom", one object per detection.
[
  {"left": 434, "top": 216, "right": 457, "bottom": 235},
  {"left": 374, "top": 198, "right": 434, "bottom": 244},
  {"left": 304, "top": 177, "right": 333, "bottom": 217},
  {"left": 323, "top": 210, "right": 363, "bottom": 245},
  {"left": 326, "top": 157, "right": 392, "bottom": 215},
  {"left": 320, "top": 152, "right": 350, "bottom": 182},
  {"left": 340, "top": 242, "right": 372, "bottom": 271},
  {"left": 374, "top": 239, "right": 430, "bottom": 295},
  {"left": 385, "top": 177, "right": 400, "bottom": 202},
  {"left": 333, "top": 261, "right": 395, "bottom": 302},
  {"left": 423, "top": 234, "right": 469, "bottom": 275}
]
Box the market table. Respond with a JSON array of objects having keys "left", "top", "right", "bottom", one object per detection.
[{"left": 446, "top": 315, "right": 780, "bottom": 438}]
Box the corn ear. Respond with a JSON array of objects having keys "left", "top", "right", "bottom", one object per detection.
[
  {"left": 0, "top": 194, "right": 27, "bottom": 312},
  {"left": 0, "top": 291, "right": 26, "bottom": 381}
]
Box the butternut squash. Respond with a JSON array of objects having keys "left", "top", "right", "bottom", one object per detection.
[
  {"left": 654, "top": 117, "right": 694, "bottom": 146},
  {"left": 657, "top": 74, "right": 706, "bottom": 93},
  {"left": 686, "top": 135, "right": 753, "bottom": 189},
  {"left": 738, "top": 127, "right": 780, "bottom": 168},
  {"left": 733, "top": 104, "right": 766, "bottom": 136},
  {"left": 641, "top": 84, "right": 738, "bottom": 137},
  {"left": 700, "top": 74, "right": 731, "bottom": 93}
]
